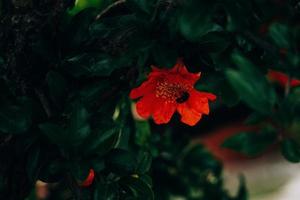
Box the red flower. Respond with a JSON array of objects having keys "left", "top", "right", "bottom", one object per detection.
[
  {"left": 268, "top": 70, "right": 300, "bottom": 87},
  {"left": 130, "top": 60, "right": 216, "bottom": 126},
  {"left": 80, "top": 169, "right": 95, "bottom": 187}
]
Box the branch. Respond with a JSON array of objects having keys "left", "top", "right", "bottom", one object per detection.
[
  {"left": 35, "top": 89, "right": 52, "bottom": 118},
  {"left": 95, "top": 0, "right": 126, "bottom": 20}
]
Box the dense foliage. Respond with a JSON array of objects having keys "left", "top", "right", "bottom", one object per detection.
[{"left": 0, "top": 0, "right": 300, "bottom": 199}]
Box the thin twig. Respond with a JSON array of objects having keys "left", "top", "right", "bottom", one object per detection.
[
  {"left": 95, "top": 0, "right": 126, "bottom": 20},
  {"left": 35, "top": 89, "right": 52, "bottom": 118}
]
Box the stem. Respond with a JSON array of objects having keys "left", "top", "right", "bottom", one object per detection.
[
  {"left": 35, "top": 89, "right": 52, "bottom": 118},
  {"left": 95, "top": 0, "right": 126, "bottom": 20}
]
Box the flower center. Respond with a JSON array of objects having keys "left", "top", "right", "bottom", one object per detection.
[
  {"left": 156, "top": 81, "right": 191, "bottom": 103},
  {"left": 176, "top": 92, "right": 190, "bottom": 103}
]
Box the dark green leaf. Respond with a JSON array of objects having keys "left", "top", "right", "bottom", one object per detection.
[
  {"left": 39, "top": 123, "right": 66, "bottom": 146},
  {"left": 178, "top": 0, "right": 218, "bottom": 41},
  {"left": 198, "top": 32, "right": 230, "bottom": 53},
  {"left": 70, "top": 162, "right": 90, "bottom": 181},
  {"left": 268, "top": 23, "right": 290, "bottom": 48},
  {"left": 120, "top": 176, "right": 154, "bottom": 200},
  {"left": 67, "top": 105, "right": 91, "bottom": 146},
  {"left": 127, "top": 0, "right": 154, "bottom": 14},
  {"left": 281, "top": 139, "right": 300, "bottom": 163},
  {"left": 135, "top": 121, "right": 151, "bottom": 146},
  {"left": 222, "top": 126, "right": 277, "bottom": 157},
  {"left": 0, "top": 105, "right": 31, "bottom": 134},
  {"left": 25, "top": 189, "right": 37, "bottom": 200},
  {"left": 26, "top": 145, "right": 41, "bottom": 182},
  {"left": 94, "top": 183, "right": 119, "bottom": 200},
  {"left": 244, "top": 112, "right": 266, "bottom": 125},
  {"left": 46, "top": 71, "right": 67, "bottom": 103},
  {"left": 136, "top": 151, "right": 152, "bottom": 174},
  {"left": 226, "top": 53, "right": 276, "bottom": 114},
  {"left": 106, "top": 149, "right": 137, "bottom": 176},
  {"left": 82, "top": 126, "right": 119, "bottom": 156},
  {"left": 63, "top": 54, "right": 119, "bottom": 77},
  {"left": 78, "top": 80, "right": 110, "bottom": 104}
]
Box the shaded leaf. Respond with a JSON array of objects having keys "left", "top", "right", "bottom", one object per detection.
[
  {"left": 46, "top": 71, "right": 67, "bottom": 104},
  {"left": 281, "top": 139, "right": 300, "bottom": 163},
  {"left": 94, "top": 183, "right": 119, "bottom": 200},
  {"left": 226, "top": 53, "right": 276, "bottom": 114},
  {"left": 222, "top": 126, "right": 277, "bottom": 156},
  {"left": 268, "top": 23, "right": 290, "bottom": 48},
  {"left": 106, "top": 149, "right": 137, "bottom": 176},
  {"left": 120, "top": 176, "right": 154, "bottom": 200},
  {"left": 0, "top": 105, "right": 31, "bottom": 134}
]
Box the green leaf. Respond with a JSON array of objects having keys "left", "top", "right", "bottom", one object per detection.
[
  {"left": 70, "top": 162, "right": 90, "bottom": 181},
  {"left": 26, "top": 145, "right": 41, "bottom": 182},
  {"left": 68, "top": 0, "right": 104, "bottom": 16},
  {"left": 64, "top": 54, "right": 117, "bottom": 77},
  {"left": 135, "top": 121, "right": 151, "bottom": 146},
  {"left": 39, "top": 105, "right": 90, "bottom": 147},
  {"left": 39, "top": 123, "right": 66, "bottom": 146},
  {"left": 25, "top": 189, "right": 37, "bottom": 200},
  {"left": 0, "top": 105, "right": 31, "bottom": 134},
  {"left": 106, "top": 149, "right": 137, "bottom": 176},
  {"left": 46, "top": 71, "right": 67, "bottom": 104},
  {"left": 244, "top": 112, "right": 266, "bottom": 125},
  {"left": 178, "top": 0, "right": 218, "bottom": 41},
  {"left": 136, "top": 151, "right": 152, "bottom": 174},
  {"left": 120, "top": 176, "right": 154, "bottom": 200},
  {"left": 82, "top": 126, "right": 119, "bottom": 156},
  {"left": 182, "top": 145, "right": 220, "bottom": 172},
  {"left": 198, "top": 32, "right": 230, "bottom": 53},
  {"left": 281, "top": 139, "right": 300, "bottom": 163},
  {"left": 226, "top": 53, "right": 276, "bottom": 114},
  {"left": 67, "top": 105, "right": 91, "bottom": 146},
  {"left": 222, "top": 126, "right": 277, "bottom": 157},
  {"left": 65, "top": 9, "right": 96, "bottom": 48},
  {"left": 179, "top": 17, "right": 217, "bottom": 42},
  {"left": 94, "top": 183, "right": 119, "bottom": 200},
  {"left": 90, "top": 159, "right": 105, "bottom": 172},
  {"left": 78, "top": 81, "right": 110, "bottom": 104},
  {"left": 218, "top": 79, "right": 240, "bottom": 107},
  {"left": 268, "top": 23, "right": 290, "bottom": 48},
  {"left": 39, "top": 160, "right": 64, "bottom": 183},
  {"left": 127, "top": 0, "right": 154, "bottom": 14},
  {"left": 152, "top": 44, "right": 177, "bottom": 68}
]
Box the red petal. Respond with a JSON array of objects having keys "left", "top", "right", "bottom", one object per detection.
[
  {"left": 291, "top": 79, "right": 300, "bottom": 87},
  {"left": 152, "top": 100, "right": 176, "bottom": 124},
  {"left": 80, "top": 169, "right": 95, "bottom": 187},
  {"left": 130, "top": 80, "right": 156, "bottom": 99},
  {"left": 268, "top": 70, "right": 288, "bottom": 86},
  {"left": 177, "top": 103, "right": 202, "bottom": 126},
  {"left": 171, "top": 59, "right": 201, "bottom": 84},
  {"left": 172, "top": 58, "right": 185, "bottom": 72},
  {"left": 136, "top": 93, "right": 157, "bottom": 118},
  {"left": 188, "top": 91, "right": 210, "bottom": 114},
  {"left": 197, "top": 91, "right": 217, "bottom": 101}
]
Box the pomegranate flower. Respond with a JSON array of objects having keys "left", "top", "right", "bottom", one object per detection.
[
  {"left": 268, "top": 70, "right": 300, "bottom": 87},
  {"left": 130, "top": 60, "right": 216, "bottom": 126}
]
